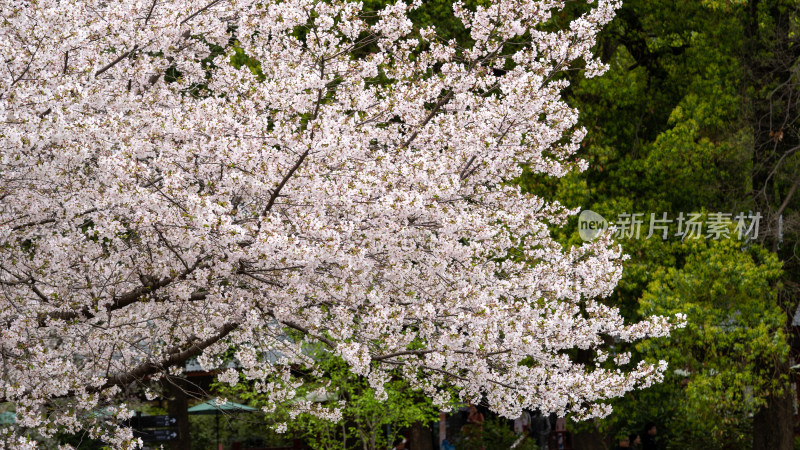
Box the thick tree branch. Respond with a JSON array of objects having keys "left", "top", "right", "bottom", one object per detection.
[
  {"left": 39, "top": 258, "right": 205, "bottom": 324},
  {"left": 91, "top": 322, "right": 238, "bottom": 393}
]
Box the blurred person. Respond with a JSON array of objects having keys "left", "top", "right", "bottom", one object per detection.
[
  {"left": 392, "top": 436, "right": 407, "bottom": 450},
  {"left": 642, "top": 423, "right": 658, "bottom": 450},
  {"left": 629, "top": 433, "right": 641, "bottom": 449},
  {"left": 612, "top": 431, "right": 631, "bottom": 450},
  {"left": 514, "top": 411, "right": 531, "bottom": 435}
]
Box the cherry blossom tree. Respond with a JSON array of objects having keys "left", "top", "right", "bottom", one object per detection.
[{"left": 0, "top": 0, "right": 682, "bottom": 447}]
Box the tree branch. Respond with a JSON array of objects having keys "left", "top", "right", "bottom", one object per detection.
[
  {"left": 96, "top": 45, "right": 139, "bottom": 77},
  {"left": 144, "top": 0, "right": 157, "bottom": 26},
  {"left": 401, "top": 91, "right": 454, "bottom": 149},
  {"left": 261, "top": 150, "right": 310, "bottom": 216},
  {"left": 180, "top": 0, "right": 226, "bottom": 25},
  {"left": 776, "top": 176, "right": 799, "bottom": 218},
  {"left": 39, "top": 258, "right": 205, "bottom": 324},
  {"left": 91, "top": 322, "right": 238, "bottom": 393},
  {"left": 372, "top": 349, "right": 434, "bottom": 361},
  {"left": 11, "top": 208, "right": 97, "bottom": 231}
]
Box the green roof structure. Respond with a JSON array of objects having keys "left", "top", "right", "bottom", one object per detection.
[{"left": 187, "top": 400, "right": 258, "bottom": 415}]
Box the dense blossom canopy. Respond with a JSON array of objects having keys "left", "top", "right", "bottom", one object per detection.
[{"left": 0, "top": 0, "right": 681, "bottom": 447}]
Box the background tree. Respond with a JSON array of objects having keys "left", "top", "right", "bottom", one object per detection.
[{"left": 515, "top": 0, "right": 799, "bottom": 447}]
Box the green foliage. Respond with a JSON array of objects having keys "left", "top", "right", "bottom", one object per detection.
[
  {"left": 454, "top": 417, "right": 538, "bottom": 450},
  {"left": 217, "top": 353, "right": 439, "bottom": 450},
  {"left": 189, "top": 413, "right": 291, "bottom": 450},
  {"left": 634, "top": 238, "right": 786, "bottom": 448},
  {"left": 516, "top": 0, "right": 796, "bottom": 446},
  {"left": 230, "top": 45, "right": 266, "bottom": 82}
]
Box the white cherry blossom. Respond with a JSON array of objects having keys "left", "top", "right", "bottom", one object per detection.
[{"left": 0, "top": 0, "right": 682, "bottom": 447}]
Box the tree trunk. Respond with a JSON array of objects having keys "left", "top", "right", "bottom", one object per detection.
[
  {"left": 752, "top": 384, "right": 794, "bottom": 450},
  {"left": 409, "top": 421, "right": 434, "bottom": 450},
  {"left": 164, "top": 377, "right": 192, "bottom": 450},
  {"left": 573, "top": 429, "right": 608, "bottom": 450}
]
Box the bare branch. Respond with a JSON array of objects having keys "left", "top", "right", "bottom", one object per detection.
[{"left": 776, "top": 177, "right": 799, "bottom": 218}]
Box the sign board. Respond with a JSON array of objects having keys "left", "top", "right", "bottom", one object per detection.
[
  {"left": 128, "top": 415, "right": 178, "bottom": 429},
  {"left": 133, "top": 428, "right": 179, "bottom": 442}
]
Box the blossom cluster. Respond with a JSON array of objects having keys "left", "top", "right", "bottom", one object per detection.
[{"left": 0, "top": 0, "right": 681, "bottom": 447}]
